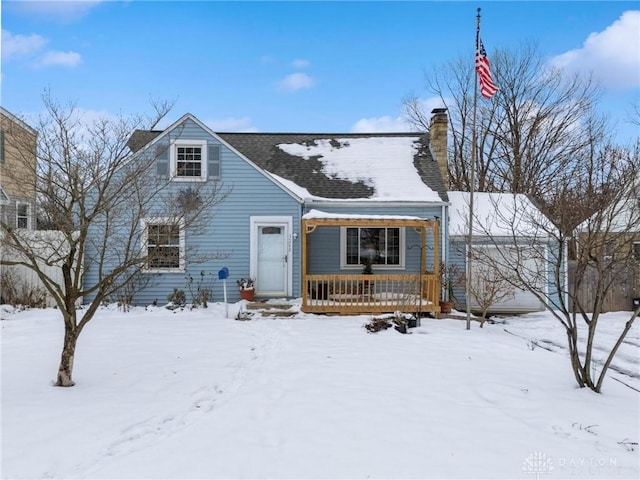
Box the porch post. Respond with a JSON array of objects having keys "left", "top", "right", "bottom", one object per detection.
[
  {"left": 301, "top": 219, "right": 308, "bottom": 307},
  {"left": 434, "top": 220, "right": 440, "bottom": 307},
  {"left": 433, "top": 220, "right": 440, "bottom": 277},
  {"left": 421, "top": 224, "right": 426, "bottom": 276}
]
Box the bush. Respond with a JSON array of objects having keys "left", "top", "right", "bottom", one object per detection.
[
  {"left": 0, "top": 269, "right": 47, "bottom": 308},
  {"left": 186, "top": 271, "right": 214, "bottom": 308},
  {"left": 364, "top": 316, "right": 392, "bottom": 333},
  {"left": 166, "top": 288, "right": 186, "bottom": 309}
]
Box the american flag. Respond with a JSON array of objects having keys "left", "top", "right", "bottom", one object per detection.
[{"left": 475, "top": 36, "right": 498, "bottom": 99}]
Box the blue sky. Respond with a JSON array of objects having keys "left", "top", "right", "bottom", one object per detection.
[{"left": 2, "top": 1, "right": 639, "bottom": 142}]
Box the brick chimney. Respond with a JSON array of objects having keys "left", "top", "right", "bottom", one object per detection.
[{"left": 429, "top": 108, "right": 448, "bottom": 187}]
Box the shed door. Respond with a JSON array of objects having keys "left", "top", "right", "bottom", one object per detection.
[
  {"left": 469, "top": 245, "right": 545, "bottom": 313},
  {"left": 252, "top": 219, "right": 291, "bottom": 296}
]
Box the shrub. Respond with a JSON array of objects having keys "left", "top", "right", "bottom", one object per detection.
[
  {"left": 364, "top": 316, "right": 392, "bottom": 333},
  {"left": 0, "top": 269, "right": 47, "bottom": 308},
  {"left": 166, "top": 288, "right": 186, "bottom": 309},
  {"left": 186, "top": 271, "right": 214, "bottom": 308}
]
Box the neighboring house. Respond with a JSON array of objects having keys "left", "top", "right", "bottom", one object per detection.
[
  {"left": 573, "top": 175, "right": 640, "bottom": 311},
  {"left": 84, "top": 110, "right": 452, "bottom": 313},
  {"left": 0, "top": 107, "right": 37, "bottom": 231},
  {"left": 447, "top": 191, "right": 562, "bottom": 314}
]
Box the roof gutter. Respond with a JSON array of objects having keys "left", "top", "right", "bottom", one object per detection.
[{"left": 304, "top": 199, "right": 448, "bottom": 209}]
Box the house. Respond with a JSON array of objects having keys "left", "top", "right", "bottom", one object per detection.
[
  {"left": 84, "top": 110, "right": 452, "bottom": 313},
  {"left": 447, "top": 191, "right": 561, "bottom": 314},
  {"left": 0, "top": 108, "right": 48, "bottom": 305},
  {"left": 572, "top": 175, "right": 640, "bottom": 311},
  {"left": 0, "top": 107, "right": 37, "bottom": 231}
]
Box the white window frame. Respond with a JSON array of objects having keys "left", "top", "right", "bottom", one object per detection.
[
  {"left": 16, "top": 201, "right": 30, "bottom": 230},
  {"left": 340, "top": 226, "right": 405, "bottom": 270},
  {"left": 633, "top": 241, "right": 640, "bottom": 262},
  {"left": 170, "top": 139, "right": 207, "bottom": 181},
  {"left": 141, "top": 217, "right": 186, "bottom": 272}
]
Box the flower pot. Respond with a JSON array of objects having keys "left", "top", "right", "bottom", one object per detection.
[
  {"left": 439, "top": 300, "right": 454, "bottom": 314},
  {"left": 240, "top": 289, "right": 255, "bottom": 301}
]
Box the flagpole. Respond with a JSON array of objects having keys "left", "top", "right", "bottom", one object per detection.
[{"left": 466, "top": 7, "right": 481, "bottom": 331}]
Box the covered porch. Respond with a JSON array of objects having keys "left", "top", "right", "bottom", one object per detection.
[{"left": 301, "top": 211, "right": 442, "bottom": 315}]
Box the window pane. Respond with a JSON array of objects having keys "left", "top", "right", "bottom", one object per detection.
[
  {"left": 386, "top": 228, "right": 400, "bottom": 264},
  {"left": 361, "top": 228, "right": 384, "bottom": 264},
  {"left": 147, "top": 223, "right": 180, "bottom": 269},
  {"left": 176, "top": 146, "right": 202, "bottom": 177},
  {"left": 345, "top": 227, "right": 401, "bottom": 267},
  {"left": 148, "top": 246, "right": 180, "bottom": 268},
  {"left": 16, "top": 204, "right": 28, "bottom": 229},
  {"left": 346, "top": 228, "right": 359, "bottom": 265}
]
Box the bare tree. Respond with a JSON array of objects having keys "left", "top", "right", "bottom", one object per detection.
[
  {"left": 0, "top": 93, "right": 229, "bottom": 387},
  {"left": 629, "top": 100, "right": 640, "bottom": 127},
  {"left": 404, "top": 41, "right": 608, "bottom": 199},
  {"left": 465, "top": 259, "right": 516, "bottom": 326},
  {"left": 467, "top": 145, "right": 639, "bottom": 392}
]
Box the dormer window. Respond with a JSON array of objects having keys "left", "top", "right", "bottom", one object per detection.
[{"left": 170, "top": 139, "right": 207, "bottom": 181}]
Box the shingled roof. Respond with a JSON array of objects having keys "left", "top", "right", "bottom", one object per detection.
[
  {"left": 219, "top": 132, "right": 448, "bottom": 202},
  {"left": 127, "top": 127, "right": 448, "bottom": 202}
]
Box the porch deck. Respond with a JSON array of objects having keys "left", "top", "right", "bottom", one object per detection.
[{"left": 302, "top": 273, "right": 441, "bottom": 315}]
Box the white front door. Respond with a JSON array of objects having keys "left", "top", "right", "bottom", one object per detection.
[{"left": 250, "top": 217, "right": 292, "bottom": 296}]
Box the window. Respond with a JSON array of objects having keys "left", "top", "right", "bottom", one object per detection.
[
  {"left": 143, "top": 219, "right": 184, "bottom": 271},
  {"left": 16, "top": 202, "right": 29, "bottom": 229},
  {"left": 633, "top": 242, "right": 640, "bottom": 262},
  {"left": 342, "top": 227, "right": 403, "bottom": 268},
  {"left": 170, "top": 140, "right": 207, "bottom": 180}
]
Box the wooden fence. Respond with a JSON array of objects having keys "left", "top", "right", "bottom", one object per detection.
[{"left": 568, "top": 260, "right": 640, "bottom": 312}]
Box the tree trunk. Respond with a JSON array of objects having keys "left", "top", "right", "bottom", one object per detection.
[{"left": 55, "top": 328, "right": 77, "bottom": 387}]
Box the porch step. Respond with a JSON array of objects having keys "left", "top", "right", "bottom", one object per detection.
[
  {"left": 260, "top": 310, "right": 297, "bottom": 317},
  {"left": 239, "top": 300, "right": 298, "bottom": 319},
  {"left": 245, "top": 301, "right": 293, "bottom": 310}
]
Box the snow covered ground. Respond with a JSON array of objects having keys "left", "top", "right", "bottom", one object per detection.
[{"left": 1, "top": 301, "right": 638, "bottom": 479}]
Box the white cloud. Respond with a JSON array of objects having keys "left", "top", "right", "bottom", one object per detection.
[
  {"left": 351, "top": 115, "right": 412, "bottom": 133},
  {"left": 351, "top": 97, "right": 447, "bottom": 133},
  {"left": 278, "top": 72, "right": 314, "bottom": 92},
  {"left": 204, "top": 116, "right": 258, "bottom": 132},
  {"left": 2, "top": 29, "right": 81, "bottom": 69},
  {"left": 35, "top": 50, "right": 82, "bottom": 68},
  {"left": 1, "top": 31, "right": 48, "bottom": 59},
  {"left": 292, "top": 59, "right": 311, "bottom": 68},
  {"left": 5, "top": 0, "right": 105, "bottom": 23},
  {"left": 549, "top": 10, "right": 640, "bottom": 90}
]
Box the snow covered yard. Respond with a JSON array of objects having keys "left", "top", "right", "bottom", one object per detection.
[{"left": 1, "top": 302, "right": 638, "bottom": 479}]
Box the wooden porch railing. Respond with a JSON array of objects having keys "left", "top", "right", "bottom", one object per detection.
[{"left": 302, "top": 273, "right": 441, "bottom": 315}]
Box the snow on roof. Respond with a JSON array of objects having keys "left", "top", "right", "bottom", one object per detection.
[
  {"left": 277, "top": 137, "right": 442, "bottom": 202},
  {"left": 302, "top": 209, "right": 427, "bottom": 221},
  {"left": 267, "top": 173, "right": 316, "bottom": 200},
  {"left": 448, "top": 191, "right": 554, "bottom": 237}
]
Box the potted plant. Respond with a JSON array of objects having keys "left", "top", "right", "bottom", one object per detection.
[
  {"left": 237, "top": 278, "right": 255, "bottom": 301},
  {"left": 360, "top": 256, "right": 374, "bottom": 294},
  {"left": 439, "top": 264, "right": 460, "bottom": 314},
  {"left": 361, "top": 256, "right": 373, "bottom": 275}
]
